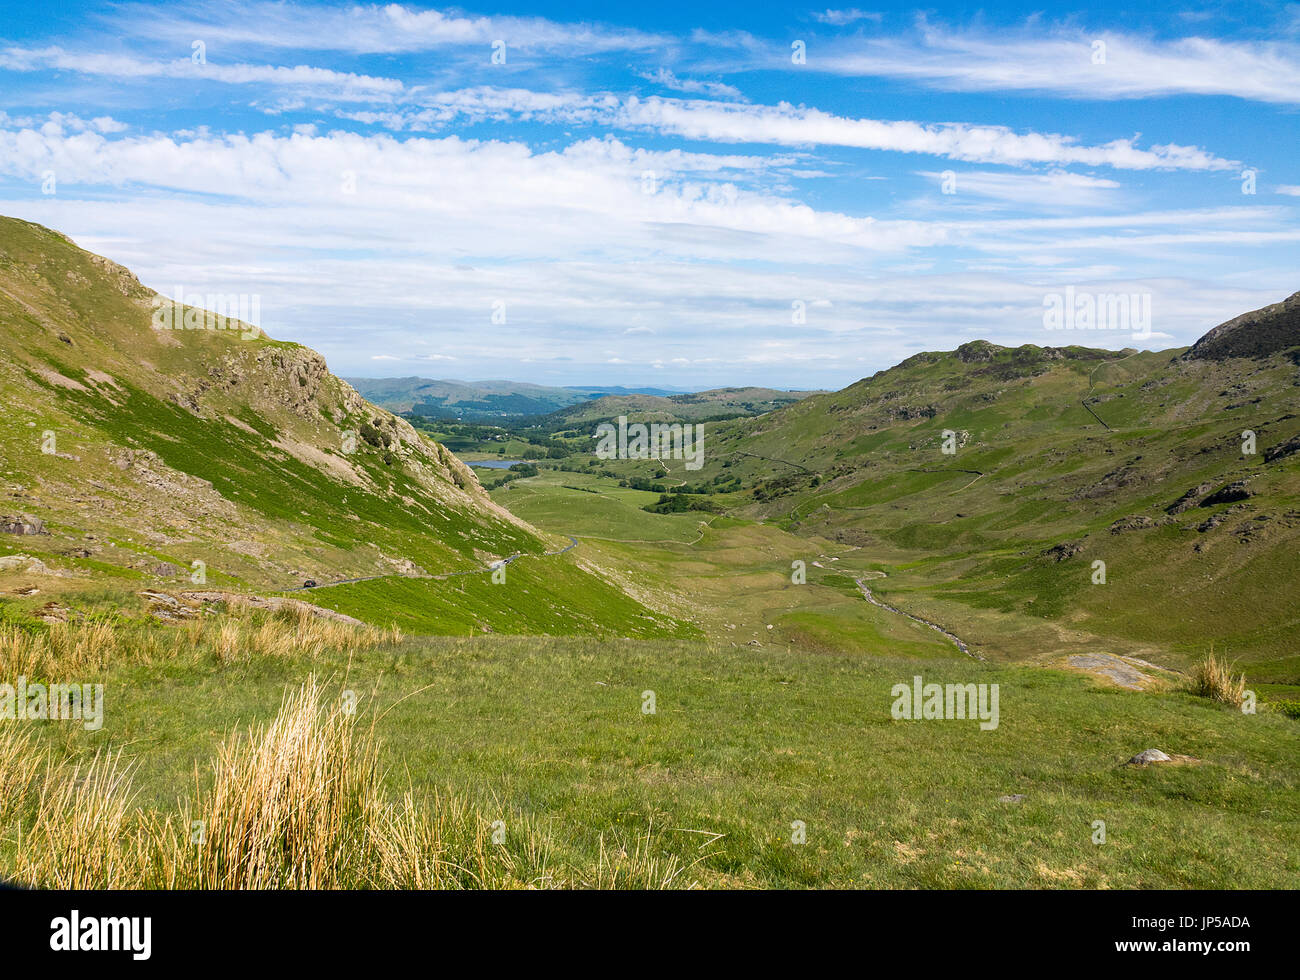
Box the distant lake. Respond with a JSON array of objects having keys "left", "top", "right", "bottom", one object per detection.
[{"left": 465, "top": 459, "right": 527, "bottom": 469}]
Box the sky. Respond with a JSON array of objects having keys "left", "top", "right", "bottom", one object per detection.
[{"left": 0, "top": 0, "right": 1297, "bottom": 390}]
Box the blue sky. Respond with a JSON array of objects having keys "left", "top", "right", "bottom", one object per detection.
[{"left": 0, "top": 0, "right": 1297, "bottom": 389}]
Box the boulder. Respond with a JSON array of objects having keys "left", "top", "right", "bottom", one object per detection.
[
  {"left": 0, "top": 514, "right": 47, "bottom": 535},
  {"left": 1127, "top": 748, "right": 1172, "bottom": 765},
  {"left": 1200, "top": 480, "right": 1252, "bottom": 507}
]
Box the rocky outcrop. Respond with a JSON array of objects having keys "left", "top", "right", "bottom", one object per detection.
[
  {"left": 1264, "top": 434, "right": 1300, "bottom": 463},
  {"left": 1109, "top": 515, "right": 1158, "bottom": 534},
  {"left": 0, "top": 514, "right": 48, "bottom": 535},
  {"left": 1043, "top": 540, "right": 1085, "bottom": 561},
  {"left": 1167, "top": 484, "right": 1212, "bottom": 514},
  {"left": 1186, "top": 290, "right": 1300, "bottom": 361},
  {"left": 1200, "top": 480, "right": 1253, "bottom": 507}
]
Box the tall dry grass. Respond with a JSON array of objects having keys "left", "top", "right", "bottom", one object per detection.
[
  {"left": 179, "top": 677, "right": 381, "bottom": 888},
  {"left": 0, "top": 726, "right": 45, "bottom": 827},
  {"left": 0, "top": 611, "right": 401, "bottom": 676},
  {"left": 1186, "top": 649, "right": 1247, "bottom": 706},
  {"left": 12, "top": 748, "right": 146, "bottom": 889},
  {"left": 1, "top": 675, "right": 688, "bottom": 889}
]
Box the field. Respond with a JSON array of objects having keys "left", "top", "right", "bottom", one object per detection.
[{"left": 2, "top": 615, "right": 1296, "bottom": 889}]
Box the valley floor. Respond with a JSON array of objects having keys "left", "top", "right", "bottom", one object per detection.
[{"left": 3, "top": 465, "right": 1296, "bottom": 889}]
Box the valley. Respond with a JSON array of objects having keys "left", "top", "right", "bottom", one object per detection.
[{"left": 1, "top": 216, "right": 1297, "bottom": 890}]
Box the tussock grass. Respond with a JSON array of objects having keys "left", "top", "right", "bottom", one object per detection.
[
  {"left": 588, "top": 822, "right": 709, "bottom": 889},
  {"left": 13, "top": 748, "right": 144, "bottom": 889},
  {"left": 0, "top": 612, "right": 401, "bottom": 675},
  {"left": 0, "top": 676, "right": 687, "bottom": 890},
  {"left": 1187, "top": 649, "right": 1248, "bottom": 706},
  {"left": 178, "top": 677, "right": 380, "bottom": 888},
  {"left": 0, "top": 726, "right": 44, "bottom": 827}
]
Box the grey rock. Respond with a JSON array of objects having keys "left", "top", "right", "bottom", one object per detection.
[
  {"left": 0, "top": 514, "right": 47, "bottom": 535},
  {"left": 1264, "top": 435, "right": 1300, "bottom": 464},
  {"left": 1200, "top": 480, "right": 1252, "bottom": 507},
  {"left": 1127, "top": 748, "right": 1172, "bottom": 765}
]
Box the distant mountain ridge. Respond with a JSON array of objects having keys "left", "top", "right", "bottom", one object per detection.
[
  {"left": 547, "top": 386, "right": 825, "bottom": 426},
  {"left": 345, "top": 377, "right": 687, "bottom": 419}
]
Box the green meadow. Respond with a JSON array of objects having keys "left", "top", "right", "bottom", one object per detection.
[{"left": 7, "top": 630, "right": 1297, "bottom": 888}]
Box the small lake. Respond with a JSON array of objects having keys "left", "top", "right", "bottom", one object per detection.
[{"left": 464, "top": 459, "right": 528, "bottom": 469}]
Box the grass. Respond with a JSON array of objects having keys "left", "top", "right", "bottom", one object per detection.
[
  {"left": 307, "top": 556, "right": 700, "bottom": 639},
  {"left": 1186, "top": 650, "right": 1248, "bottom": 706},
  {"left": 1, "top": 664, "right": 694, "bottom": 889},
  {"left": 0, "top": 610, "right": 400, "bottom": 675},
  {"left": 2, "top": 619, "right": 1296, "bottom": 889},
  {"left": 494, "top": 470, "right": 706, "bottom": 543}
]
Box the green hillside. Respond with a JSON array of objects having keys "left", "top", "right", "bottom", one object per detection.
[
  {"left": 0, "top": 216, "right": 683, "bottom": 636},
  {"left": 675, "top": 321, "right": 1300, "bottom": 681}
]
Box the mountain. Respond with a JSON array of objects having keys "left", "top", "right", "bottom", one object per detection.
[
  {"left": 0, "top": 217, "right": 554, "bottom": 597},
  {"left": 0, "top": 216, "right": 697, "bottom": 641},
  {"left": 345, "top": 377, "right": 685, "bottom": 420},
  {"left": 549, "top": 386, "right": 823, "bottom": 426},
  {"left": 684, "top": 301, "right": 1300, "bottom": 680},
  {"left": 1186, "top": 289, "right": 1300, "bottom": 361}
]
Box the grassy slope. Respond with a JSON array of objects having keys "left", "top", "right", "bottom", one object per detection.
[
  {"left": 0, "top": 215, "right": 679, "bottom": 639},
  {"left": 19, "top": 634, "right": 1298, "bottom": 888},
  {"left": 656, "top": 342, "right": 1300, "bottom": 681}
]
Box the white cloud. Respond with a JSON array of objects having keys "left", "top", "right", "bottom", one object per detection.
[
  {"left": 806, "top": 21, "right": 1300, "bottom": 104},
  {"left": 917, "top": 169, "right": 1122, "bottom": 207},
  {"left": 106, "top": 1, "right": 670, "bottom": 55},
  {"left": 332, "top": 87, "right": 1234, "bottom": 172},
  {"left": 0, "top": 45, "right": 404, "bottom": 95},
  {"left": 610, "top": 97, "right": 1234, "bottom": 171},
  {"left": 811, "top": 10, "right": 883, "bottom": 27},
  {"left": 639, "top": 68, "right": 745, "bottom": 101}
]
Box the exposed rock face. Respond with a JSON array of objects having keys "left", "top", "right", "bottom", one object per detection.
[
  {"left": 0, "top": 514, "right": 47, "bottom": 535},
  {"left": 956, "top": 340, "right": 1002, "bottom": 363},
  {"left": 1264, "top": 434, "right": 1300, "bottom": 463},
  {"left": 1110, "top": 515, "right": 1157, "bottom": 534},
  {"left": 1186, "top": 290, "right": 1300, "bottom": 361},
  {"left": 1167, "top": 484, "right": 1212, "bottom": 514},
  {"left": 1043, "top": 540, "right": 1085, "bottom": 561},
  {"left": 1067, "top": 653, "right": 1155, "bottom": 690},
  {"left": 1200, "top": 480, "right": 1253, "bottom": 507}
]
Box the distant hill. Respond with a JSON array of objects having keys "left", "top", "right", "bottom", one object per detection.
[
  {"left": 549, "top": 386, "right": 823, "bottom": 426},
  {"left": 345, "top": 377, "right": 685, "bottom": 419},
  {"left": 676, "top": 298, "right": 1300, "bottom": 678}
]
